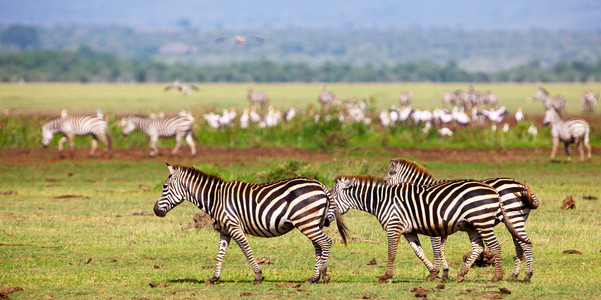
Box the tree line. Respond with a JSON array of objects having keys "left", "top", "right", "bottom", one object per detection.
[{"left": 1, "top": 48, "right": 600, "bottom": 83}]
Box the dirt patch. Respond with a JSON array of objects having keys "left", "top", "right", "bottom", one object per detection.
[
  {"left": 367, "top": 258, "right": 377, "bottom": 266},
  {"left": 3, "top": 146, "right": 597, "bottom": 166},
  {"left": 132, "top": 211, "right": 154, "bottom": 216},
  {"left": 460, "top": 287, "right": 512, "bottom": 299},
  {"left": 562, "top": 249, "right": 582, "bottom": 254},
  {"left": 0, "top": 191, "right": 17, "bottom": 196},
  {"left": 582, "top": 194, "right": 598, "bottom": 200},
  {"left": 0, "top": 287, "right": 23, "bottom": 299},
  {"left": 275, "top": 282, "right": 302, "bottom": 289},
  {"left": 256, "top": 257, "right": 274, "bottom": 265},
  {"left": 411, "top": 286, "right": 429, "bottom": 298},
  {"left": 52, "top": 194, "right": 89, "bottom": 199}
]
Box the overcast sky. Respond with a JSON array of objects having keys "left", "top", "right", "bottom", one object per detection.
[{"left": 1, "top": 0, "right": 601, "bottom": 30}]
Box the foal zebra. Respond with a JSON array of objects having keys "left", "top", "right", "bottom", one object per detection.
[
  {"left": 41, "top": 109, "right": 113, "bottom": 156},
  {"left": 533, "top": 87, "right": 566, "bottom": 115},
  {"left": 120, "top": 112, "right": 196, "bottom": 156},
  {"left": 331, "top": 175, "right": 529, "bottom": 283},
  {"left": 384, "top": 158, "right": 538, "bottom": 283},
  {"left": 543, "top": 108, "right": 591, "bottom": 162},
  {"left": 154, "top": 163, "right": 348, "bottom": 285},
  {"left": 581, "top": 90, "right": 598, "bottom": 113}
]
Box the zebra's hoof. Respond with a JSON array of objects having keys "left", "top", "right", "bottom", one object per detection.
[
  {"left": 456, "top": 275, "right": 465, "bottom": 283},
  {"left": 322, "top": 274, "right": 330, "bottom": 283},
  {"left": 426, "top": 273, "right": 440, "bottom": 281},
  {"left": 523, "top": 273, "right": 533, "bottom": 283},
  {"left": 507, "top": 274, "right": 518, "bottom": 282},
  {"left": 205, "top": 277, "right": 219, "bottom": 285},
  {"left": 253, "top": 277, "right": 263, "bottom": 285}
]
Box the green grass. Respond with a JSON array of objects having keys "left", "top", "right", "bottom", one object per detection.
[{"left": 1, "top": 156, "right": 601, "bottom": 299}]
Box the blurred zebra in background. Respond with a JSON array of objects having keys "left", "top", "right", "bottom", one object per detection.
[
  {"left": 246, "top": 88, "right": 270, "bottom": 110},
  {"left": 543, "top": 108, "right": 591, "bottom": 162},
  {"left": 41, "top": 109, "right": 112, "bottom": 157},
  {"left": 398, "top": 90, "right": 412, "bottom": 107},
  {"left": 120, "top": 112, "right": 196, "bottom": 156},
  {"left": 533, "top": 87, "right": 566, "bottom": 115},
  {"left": 318, "top": 85, "right": 342, "bottom": 111},
  {"left": 580, "top": 90, "right": 598, "bottom": 113},
  {"left": 442, "top": 90, "right": 457, "bottom": 107},
  {"left": 384, "top": 157, "right": 538, "bottom": 283},
  {"left": 154, "top": 163, "right": 348, "bottom": 285},
  {"left": 330, "top": 175, "right": 529, "bottom": 283}
]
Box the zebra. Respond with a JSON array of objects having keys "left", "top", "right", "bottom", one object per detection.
[
  {"left": 120, "top": 112, "right": 197, "bottom": 157},
  {"left": 580, "top": 90, "right": 597, "bottom": 113},
  {"left": 41, "top": 109, "right": 113, "bottom": 157},
  {"left": 384, "top": 157, "right": 539, "bottom": 283},
  {"left": 543, "top": 108, "right": 591, "bottom": 162},
  {"left": 398, "top": 90, "right": 412, "bottom": 107},
  {"left": 318, "top": 85, "right": 342, "bottom": 111},
  {"left": 442, "top": 91, "right": 457, "bottom": 108},
  {"left": 533, "top": 87, "right": 566, "bottom": 115},
  {"left": 153, "top": 163, "right": 348, "bottom": 285},
  {"left": 246, "top": 88, "right": 270, "bottom": 110},
  {"left": 330, "top": 175, "right": 530, "bottom": 283}
]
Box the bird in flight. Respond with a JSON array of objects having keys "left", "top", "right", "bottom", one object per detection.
[{"left": 215, "top": 35, "right": 265, "bottom": 46}]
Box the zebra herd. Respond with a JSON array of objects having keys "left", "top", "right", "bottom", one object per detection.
[{"left": 154, "top": 158, "right": 538, "bottom": 285}]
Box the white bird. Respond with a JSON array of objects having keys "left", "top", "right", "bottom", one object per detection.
[
  {"left": 452, "top": 107, "right": 470, "bottom": 126},
  {"left": 284, "top": 107, "right": 297, "bottom": 122},
  {"left": 379, "top": 110, "right": 391, "bottom": 127},
  {"left": 438, "top": 127, "right": 453, "bottom": 137},
  {"left": 515, "top": 106, "right": 524, "bottom": 123},
  {"left": 502, "top": 123, "right": 509, "bottom": 132},
  {"left": 481, "top": 106, "right": 507, "bottom": 124},
  {"left": 528, "top": 124, "right": 538, "bottom": 136},
  {"left": 240, "top": 108, "right": 250, "bottom": 129},
  {"left": 421, "top": 121, "right": 432, "bottom": 134}
]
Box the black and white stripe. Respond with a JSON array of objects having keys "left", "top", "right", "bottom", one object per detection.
[
  {"left": 543, "top": 108, "right": 592, "bottom": 162},
  {"left": 384, "top": 158, "right": 538, "bottom": 283},
  {"left": 534, "top": 87, "right": 566, "bottom": 115},
  {"left": 41, "top": 109, "right": 112, "bottom": 156},
  {"left": 120, "top": 113, "right": 196, "bottom": 156},
  {"left": 331, "top": 175, "right": 530, "bottom": 283},
  {"left": 153, "top": 163, "right": 348, "bottom": 285}
]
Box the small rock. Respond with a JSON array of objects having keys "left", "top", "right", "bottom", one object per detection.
[{"left": 367, "top": 258, "right": 377, "bottom": 266}]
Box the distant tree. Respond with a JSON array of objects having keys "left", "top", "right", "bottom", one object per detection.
[{"left": 1, "top": 25, "right": 40, "bottom": 49}]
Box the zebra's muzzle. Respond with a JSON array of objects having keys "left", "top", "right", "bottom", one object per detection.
[{"left": 153, "top": 203, "right": 166, "bottom": 217}]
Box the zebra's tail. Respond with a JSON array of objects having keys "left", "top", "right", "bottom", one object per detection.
[
  {"left": 335, "top": 208, "right": 349, "bottom": 246},
  {"left": 513, "top": 183, "right": 539, "bottom": 209},
  {"left": 498, "top": 195, "right": 532, "bottom": 245}
]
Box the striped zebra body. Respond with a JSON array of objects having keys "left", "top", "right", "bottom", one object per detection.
[
  {"left": 41, "top": 110, "right": 112, "bottom": 156},
  {"left": 543, "top": 108, "right": 591, "bottom": 162},
  {"left": 121, "top": 113, "right": 196, "bottom": 156},
  {"left": 534, "top": 87, "right": 566, "bottom": 115},
  {"left": 385, "top": 158, "right": 538, "bottom": 282},
  {"left": 581, "top": 90, "right": 597, "bottom": 113},
  {"left": 154, "top": 164, "right": 348, "bottom": 284},
  {"left": 331, "top": 175, "right": 526, "bottom": 283}
]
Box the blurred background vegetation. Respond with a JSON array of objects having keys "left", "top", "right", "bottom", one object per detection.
[{"left": 1, "top": 25, "right": 601, "bottom": 83}]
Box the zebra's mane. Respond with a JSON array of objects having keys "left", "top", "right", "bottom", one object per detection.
[
  {"left": 538, "top": 87, "right": 550, "bottom": 96},
  {"left": 175, "top": 164, "right": 225, "bottom": 183},
  {"left": 335, "top": 174, "right": 386, "bottom": 185},
  {"left": 390, "top": 157, "right": 435, "bottom": 181}
]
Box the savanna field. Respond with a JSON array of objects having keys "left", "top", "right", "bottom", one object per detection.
[{"left": 1, "top": 82, "right": 601, "bottom": 299}]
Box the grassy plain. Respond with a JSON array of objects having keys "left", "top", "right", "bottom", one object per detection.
[
  {"left": 1, "top": 82, "right": 600, "bottom": 114},
  {"left": 1, "top": 155, "right": 601, "bottom": 299}
]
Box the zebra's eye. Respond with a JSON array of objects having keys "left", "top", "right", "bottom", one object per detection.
[{"left": 389, "top": 171, "right": 397, "bottom": 175}]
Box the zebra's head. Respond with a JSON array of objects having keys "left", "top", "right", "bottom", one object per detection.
[
  {"left": 533, "top": 87, "right": 548, "bottom": 100},
  {"left": 40, "top": 123, "right": 55, "bottom": 148},
  {"left": 154, "top": 162, "right": 186, "bottom": 217},
  {"left": 542, "top": 108, "right": 560, "bottom": 126},
  {"left": 120, "top": 116, "right": 136, "bottom": 136}
]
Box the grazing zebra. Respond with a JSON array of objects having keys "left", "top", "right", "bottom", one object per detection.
[
  {"left": 384, "top": 158, "right": 538, "bottom": 283},
  {"left": 164, "top": 80, "right": 199, "bottom": 96},
  {"left": 543, "top": 108, "right": 591, "bottom": 162},
  {"left": 120, "top": 112, "right": 196, "bottom": 156},
  {"left": 398, "top": 90, "right": 412, "bottom": 107},
  {"left": 581, "top": 90, "right": 598, "bottom": 113},
  {"left": 533, "top": 87, "right": 566, "bottom": 115},
  {"left": 246, "top": 88, "right": 270, "bottom": 110},
  {"left": 154, "top": 163, "right": 348, "bottom": 284},
  {"left": 41, "top": 109, "right": 113, "bottom": 157},
  {"left": 330, "top": 175, "right": 530, "bottom": 283}
]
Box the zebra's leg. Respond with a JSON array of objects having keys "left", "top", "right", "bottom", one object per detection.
[
  {"left": 457, "top": 229, "right": 485, "bottom": 282},
  {"left": 478, "top": 227, "right": 504, "bottom": 283},
  {"left": 439, "top": 236, "right": 450, "bottom": 282},
  {"left": 67, "top": 134, "right": 75, "bottom": 157},
  {"left": 576, "top": 142, "right": 585, "bottom": 162},
  {"left": 404, "top": 233, "right": 439, "bottom": 281},
  {"left": 229, "top": 228, "right": 263, "bottom": 285},
  {"left": 89, "top": 136, "right": 98, "bottom": 156},
  {"left": 430, "top": 236, "right": 442, "bottom": 276},
  {"left": 299, "top": 227, "right": 332, "bottom": 284},
  {"left": 507, "top": 237, "right": 523, "bottom": 282},
  {"left": 584, "top": 140, "right": 592, "bottom": 162},
  {"left": 149, "top": 136, "right": 158, "bottom": 156},
  {"left": 58, "top": 136, "right": 68, "bottom": 152},
  {"left": 206, "top": 233, "right": 231, "bottom": 285},
  {"left": 171, "top": 134, "right": 183, "bottom": 155},
  {"left": 564, "top": 143, "right": 572, "bottom": 162},
  {"left": 379, "top": 228, "right": 402, "bottom": 283},
  {"left": 185, "top": 133, "right": 196, "bottom": 156},
  {"left": 519, "top": 238, "right": 533, "bottom": 283},
  {"left": 549, "top": 137, "right": 559, "bottom": 162}
]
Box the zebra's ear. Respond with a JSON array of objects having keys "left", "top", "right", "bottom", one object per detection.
[
  {"left": 389, "top": 160, "right": 397, "bottom": 169},
  {"left": 166, "top": 162, "right": 175, "bottom": 175}
]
